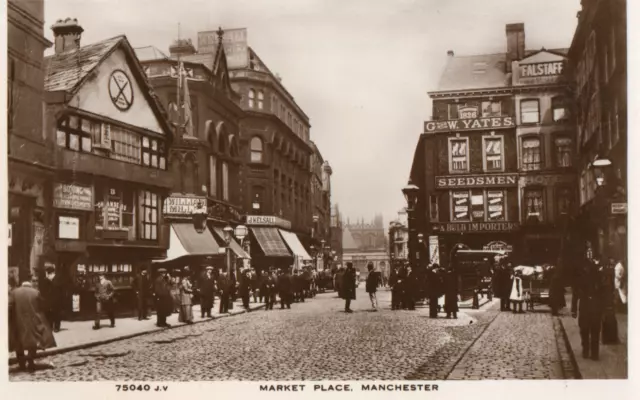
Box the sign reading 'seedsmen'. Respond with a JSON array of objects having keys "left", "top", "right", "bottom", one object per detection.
[
  {"left": 436, "top": 173, "right": 518, "bottom": 189},
  {"left": 424, "top": 116, "right": 514, "bottom": 133}
]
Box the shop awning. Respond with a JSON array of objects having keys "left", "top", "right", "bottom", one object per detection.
[
  {"left": 250, "top": 227, "right": 292, "bottom": 257},
  {"left": 212, "top": 227, "right": 251, "bottom": 259},
  {"left": 278, "top": 230, "right": 312, "bottom": 261},
  {"left": 154, "top": 223, "right": 220, "bottom": 263}
]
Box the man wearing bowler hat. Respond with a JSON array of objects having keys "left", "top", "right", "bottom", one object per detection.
[
  {"left": 154, "top": 268, "right": 173, "bottom": 327},
  {"left": 199, "top": 266, "right": 216, "bottom": 318}
]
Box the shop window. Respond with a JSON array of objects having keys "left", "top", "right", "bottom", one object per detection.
[
  {"left": 449, "top": 137, "right": 469, "bottom": 173},
  {"left": 429, "top": 194, "right": 439, "bottom": 222},
  {"left": 524, "top": 188, "right": 545, "bottom": 223},
  {"left": 257, "top": 90, "right": 264, "bottom": 110},
  {"left": 451, "top": 190, "right": 470, "bottom": 221},
  {"left": 556, "top": 186, "right": 573, "bottom": 218},
  {"left": 94, "top": 186, "right": 135, "bottom": 232},
  {"left": 142, "top": 137, "right": 166, "bottom": 169},
  {"left": 520, "top": 99, "right": 540, "bottom": 124},
  {"left": 554, "top": 137, "right": 572, "bottom": 167},
  {"left": 521, "top": 137, "right": 542, "bottom": 171},
  {"left": 139, "top": 190, "right": 158, "bottom": 240},
  {"left": 486, "top": 190, "right": 506, "bottom": 221},
  {"left": 248, "top": 89, "right": 255, "bottom": 108},
  {"left": 483, "top": 136, "right": 504, "bottom": 172},
  {"left": 208, "top": 155, "right": 217, "bottom": 197},
  {"left": 222, "top": 162, "right": 229, "bottom": 201},
  {"left": 250, "top": 136, "right": 263, "bottom": 163},
  {"left": 481, "top": 101, "right": 501, "bottom": 117},
  {"left": 470, "top": 190, "right": 485, "bottom": 221},
  {"left": 552, "top": 97, "right": 567, "bottom": 122}
]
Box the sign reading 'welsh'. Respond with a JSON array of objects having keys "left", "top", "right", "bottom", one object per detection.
[{"left": 424, "top": 116, "right": 514, "bottom": 133}]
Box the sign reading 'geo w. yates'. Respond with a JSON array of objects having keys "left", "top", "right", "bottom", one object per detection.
[{"left": 424, "top": 116, "right": 514, "bottom": 133}]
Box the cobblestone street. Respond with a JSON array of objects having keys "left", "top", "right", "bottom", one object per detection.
[{"left": 9, "top": 288, "right": 574, "bottom": 381}]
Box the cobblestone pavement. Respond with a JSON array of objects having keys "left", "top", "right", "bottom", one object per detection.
[{"left": 8, "top": 289, "right": 572, "bottom": 381}]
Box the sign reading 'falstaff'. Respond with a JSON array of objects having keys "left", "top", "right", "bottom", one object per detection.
[
  {"left": 436, "top": 174, "right": 519, "bottom": 189},
  {"left": 424, "top": 116, "right": 514, "bottom": 133}
]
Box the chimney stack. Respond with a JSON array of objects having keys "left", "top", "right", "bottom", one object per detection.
[
  {"left": 447, "top": 50, "right": 454, "bottom": 57},
  {"left": 505, "top": 23, "right": 525, "bottom": 73},
  {"left": 51, "top": 18, "right": 84, "bottom": 54}
]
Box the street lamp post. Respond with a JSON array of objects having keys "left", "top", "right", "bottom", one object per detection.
[{"left": 402, "top": 180, "right": 419, "bottom": 269}]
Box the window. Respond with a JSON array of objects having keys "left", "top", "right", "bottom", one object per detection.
[
  {"left": 271, "top": 96, "right": 277, "bottom": 113},
  {"left": 222, "top": 162, "right": 229, "bottom": 201},
  {"left": 611, "top": 27, "right": 617, "bottom": 72},
  {"left": 603, "top": 43, "right": 609, "bottom": 82},
  {"left": 280, "top": 105, "right": 285, "bottom": 119},
  {"left": 487, "top": 191, "right": 506, "bottom": 221},
  {"left": 470, "top": 190, "right": 485, "bottom": 221},
  {"left": 208, "top": 155, "right": 217, "bottom": 197},
  {"left": 250, "top": 137, "right": 263, "bottom": 163},
  {"left": 248, "top": 89, "right": 255, "bottom": 108},
  {"left": 449, "top": 137, "right": 469, "bottom": 173},
  {"left": 554, "top": 137, "right": 572, "bottom": 167},
  {"left": 520, "top": 99, "right": 540, "bottom": 124},
  {"left": 57, "top": 115, "right": 93, "bottom": 153},
  {"left": 524, "top": 189, "right": 544, "bottom": 223},
  {"left": 556, "top": 186, "right": 572, "bottom": 218},
  {"left": 521, "top": 137, "right": 542, "bottom": 171},
  {"left": 111, "top": 125, "right": 141, "bottom": 164},
  {"left": 552, "top": 97, "right": 567, "bottom": 122},
  {"left": 483, "top": 136, "right": 504, "bottom": 172},
  {"left": 95, "top": 185, "right": 135, "bottom": 232},
  {"left": 612, "top": 98, "right": 620, "bottom": 145},
  {"left": 429, "top": 194, "right": 439, "bottom": 222},
  {"left": 139, "top": 190, "right": 158, "bottom": 240},
  {"left": 481, "top": 101, "right": 501, "bottom": 117},
  {"left": 451, "top": 191, "right": 470, "bottom": 221},
  {"left": 141, "top": 137, "right": 165, "bottom": 169},
  {"left": 257, "top": 90, "right": 264, "bottom": 110}
]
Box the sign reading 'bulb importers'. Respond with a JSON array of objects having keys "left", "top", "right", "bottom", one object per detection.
[{"left": 424, "top": 116, "right": 514, "bottom": 133}]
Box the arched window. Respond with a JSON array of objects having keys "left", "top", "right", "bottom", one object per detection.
[
  {"left": 209, "top": 155, "right": 217, "bottom": 198},
  {"left": 257, "top": 90, "right": 264, "bottom": 110},
  {"left": 248, "top": 89, "right": 255, "bottom": 108},
  {"left": 251, "top": 137, "right": 263, "bottom": 163},
  {"left": 222, "top": 162, "right": 229, "bottom": 201}
]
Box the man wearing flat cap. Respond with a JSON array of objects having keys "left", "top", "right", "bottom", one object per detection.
[
  {"left": 40, "top": 263, "right": 64, "bottom": 332},
  {"left": 154, "top": 268, "right": 173, "bottom": 327},
  {"left": 199, "top": 266, "right": 216, "bottom": 318}
]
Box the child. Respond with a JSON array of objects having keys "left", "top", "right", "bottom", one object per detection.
[{"left": 510, "top": 270, "right": 524, "bottom": 313}]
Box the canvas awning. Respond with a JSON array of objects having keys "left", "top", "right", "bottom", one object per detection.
[
  {"left": 154, "top": 223, "right": 220, "bottom": 263},
  {"left": 250, "top": 227, "right": 292, "bottom": 257},
  {"left": 212, "top": 227, "right": 251, "bottom": 259},
  {"left": 278, "top": 230, "right": 312, "bottom": 261}
]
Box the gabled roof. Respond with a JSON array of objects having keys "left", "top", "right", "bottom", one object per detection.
[
  {"left": 436, "top": 53, "right": 509, "bottom": 92},
  {"left": 44, "top": 35, "right": 173, "bottom": 138},
  {"left": 134, "top": 45, "right": 169, "bottom": 62},
  {"left": 342, "top": 227, "right": 359, "bottom": 250}
]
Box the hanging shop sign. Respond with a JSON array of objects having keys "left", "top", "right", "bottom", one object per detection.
[
  {"left": 164, "top": 195, "right": 207, "bottom": 216},
  {"left": 432, "top": 222, "right": 519, "bottom": 233},
  {"left": 483, "top": 241, "right": 513, "bottom": 252},
  {"left": 246, "top": 215, "right": 292, "bottom": 230},
  {"left": 53, "top": 183, "right": 93, "bottom": 211},
  {"left": 424, "top": 116, "right": 514, "bottom": 133},
  {"left": 428, "top": 236, "right": 440, "bottom": 265},
  {"left": 108, "top": 70, "right": 134, "bottom": 111},
  {"left": 436, "top": 174, "right": 518, "bottom": 189},
  {"left": 611, "top": 203, "right": 627, "bottom": 215}
]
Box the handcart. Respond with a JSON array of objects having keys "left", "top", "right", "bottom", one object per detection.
[{"left": 513, "top": 264, "right": 554, "bottom": 310}]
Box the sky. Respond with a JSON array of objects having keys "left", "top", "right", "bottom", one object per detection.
[{"left": 44, "top": 0, "right": 581, "bottom": 227}]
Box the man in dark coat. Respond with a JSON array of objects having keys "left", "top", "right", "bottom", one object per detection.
[
  {"left": 40, "top": 265, "right": 64, "bottom": 331},
  {"left": 9, "top": 278, "right": 57, "bottom": 372},
  {"left": 93, "top": 274, "right": 115, "bottom": 329},
  {"left": 294, "top": 270, "right": 305, "bottom": 302},
  {"left": 426, "top": 264, "right": 443, "bottom": 318},
  {"left": 334, "top": 266, "right": 344, "bottom": 298},
  {"left": 199, "top": 267, "right": 216, "bottom": 318},
  {"left": 277, "top": 269, "right": 293, "bottom": 309},
  {"left": 342, "top": 262, "right": 357, "bottom": 313},
  {"left": 153, "top": 268, "right": 173, "bottom": 327},
  {"left": 444, "top": 266, "right": 459, "bottom": 319},
  {"left": 250, "top": 269, "right": 260, "bottom": 303},
  {"left": 365, "top": 262, "right": 381, "bottom": 311},
  {"left": 217, "top": 270, "right": 232, "bottom": 314},
  {"left": 262, "top": 268, "right": 278, "bottom": 310},
  {"left": 238, "top": 269, "right": 252, "bottom": 310},
  {"left": 494, "top": 262, "right": 512, "bottom": 311},
  {"left": 572, "top": 258, "right": 605, "bottom": 360},
  {"left": 548, "top": 265, "right": 566, "bottom": 316},
  {"left": 404, "top": 266, "right": 417, "bottom": 310},
  {"left": 133, "top": 269, "right": 151, "bottom": 320}
]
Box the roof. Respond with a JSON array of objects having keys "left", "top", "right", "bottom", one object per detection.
[
  {"left": 169, "top": 53, "right": 215, "bottom": 70},
  {"left": 134, "top": 45, "right": 169, "bottom": 62},
  {"left": 44, "top": 35, "right": 123, "bottom": 92},
  {"left": 342, "top": 227, "right": 359, "bottom": 250}
]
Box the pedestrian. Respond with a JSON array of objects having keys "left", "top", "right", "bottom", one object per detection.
[
  {"left": 262, "top": 268, "right": 277, "bottom": 310},
  {"left": 334, "top": 266, "right": 344, "bottom": 298},
  {"left": 510, "top": 269, "right": 525, "bottom": 313},
  {"left": 342, "top": 262, "right": 357, "bottom": 313},
  {"left": 93, "top": 273, "right": 115, "bottom": 330},
  {"left": 443, "top": 266, "right": 459, "bottom": 319},
  {"left": 9, "top": 276, "right": 57, "bottom": 372},
  {"left": 389, "top": 266, "right": 402, "bottom": 310},
  {"left": 133, "top": 269, "right": 151, "bottom": 320},
  {"left": 277, "top": 269, "right": 293, "bottom": 309},
  {"left": 153, "top": 268, "right": 173, "bottom": 328},
  {"left": 170, "top": 271, "right": 181, "bottom": 313},
  {"left": 426, "top": 264, "right": 439, "bottom": 318},
  {"left": 614, "top": 259, "right": 627, "bottom": 308},
  {"left": 600, "top": 257, "right": 619, "bottom": 344},
  {"left": 548, "top": 264, "right": 566, "bottom": 316},
  {"left": 199, "top": 266, "right": 216, "bottom": 318},
  {"left": 217, "top": 270, "right": 232, "bottom": 314},
  {"left": 40, "top": 264, "right": 64, "bottom": 332},
  {"left": 365, "top": 262, "right": 381, "bottom": 311},
  {"left": 250, "top": 268, "right": 260, "bottom": 303},
  {"left": 239, "top": 269, "right": 252, "bottom": 310},
  {"left": 404, "top": 265, "right": 417, "bottom": 310},
  {"left": 572, "top": 258, "right": 605, "bottom": 360},
  {"left": 295, "top": 270, "right": 305, "bottom": 302},
  {"left": 177, "top": 267, "right": 194, "bottom": 324},
  {"left": 494, "top": 262, "right": 512, "bottom": 311}
]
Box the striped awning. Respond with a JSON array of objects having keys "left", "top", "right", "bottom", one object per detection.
[
  {"left": 250, "top": 227, "right": 292, "bottom": 257},
  {"left": 154, "top": 223, "right": 220, "bottom": 263},
  {"left": 212, "top": 227, "right": 251, "bottom": 259}
]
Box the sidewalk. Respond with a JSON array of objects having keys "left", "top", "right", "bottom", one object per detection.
[
  {"left": 9, "top": 298, "right": 266, "bottom": 365},
  {"left": 558, "top": 289, "right": 628, "bottom": 379}
]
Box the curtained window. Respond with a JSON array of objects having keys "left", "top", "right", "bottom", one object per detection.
[{"left": 522, "top": 137, "right": 542, "bottom": 171}]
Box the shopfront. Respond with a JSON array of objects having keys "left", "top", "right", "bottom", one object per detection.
[{"left": 245, "top": 215, "right": 294, "bottom": 272}]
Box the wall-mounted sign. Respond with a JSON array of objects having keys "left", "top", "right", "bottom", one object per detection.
[
  {"left": 520, "top": 174, "right": 575, "bottom": 186},
  {"left": 58, "top": 215, "right": 80, "bottom": 240},
  {"left": 458, "top": 106, "right": 478, "bottom": 120},
  {"left": 424, "top": 116, "right": 514, "bottom": 133},
  {"left": 436, "top": 174, "right": 518, "bottom": 189},
  {"left": 483, "top": 241, "right": 513, "bottom": 252},
  {"left": 520, "top": 62, "right": 564, "bottom": 78},
  {"left": 246, "top": 215, "right": 292, "bottom": 230},
  {"left": 164, "top": 195, "right": 207, "bottom": 215},
  {"left": 428, "top": 236, "right": 440, "bottom": 265},
  {"left": 53, "top": 183, "right": 93, "bottom": 211},
  {"left": 108, "top": 70, "right": 134, "bottom": 111},
  {"left": 611, "top": 203, "right": 627, "bottom": 214},
  {"left": 432, "top": 222, "right": 519, "bottom": 233}
]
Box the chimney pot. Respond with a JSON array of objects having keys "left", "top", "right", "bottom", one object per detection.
[
  {"left": 447, "top": 50, "right": 454, "bottom": 57},
  {"left": 51, "top": 18, "right": 84, "bottom": 54}
]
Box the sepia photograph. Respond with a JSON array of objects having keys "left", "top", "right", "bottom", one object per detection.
[{"left": 3, "top": 0, "right": 631, "bottom": 391}]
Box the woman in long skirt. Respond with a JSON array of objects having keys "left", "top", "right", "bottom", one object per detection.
[
  {"left": 170, "top": 273, "right": 181, "bottom": 313},
  {"left": 179, "top": 268, "right": 194, "bottom": 324}
]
